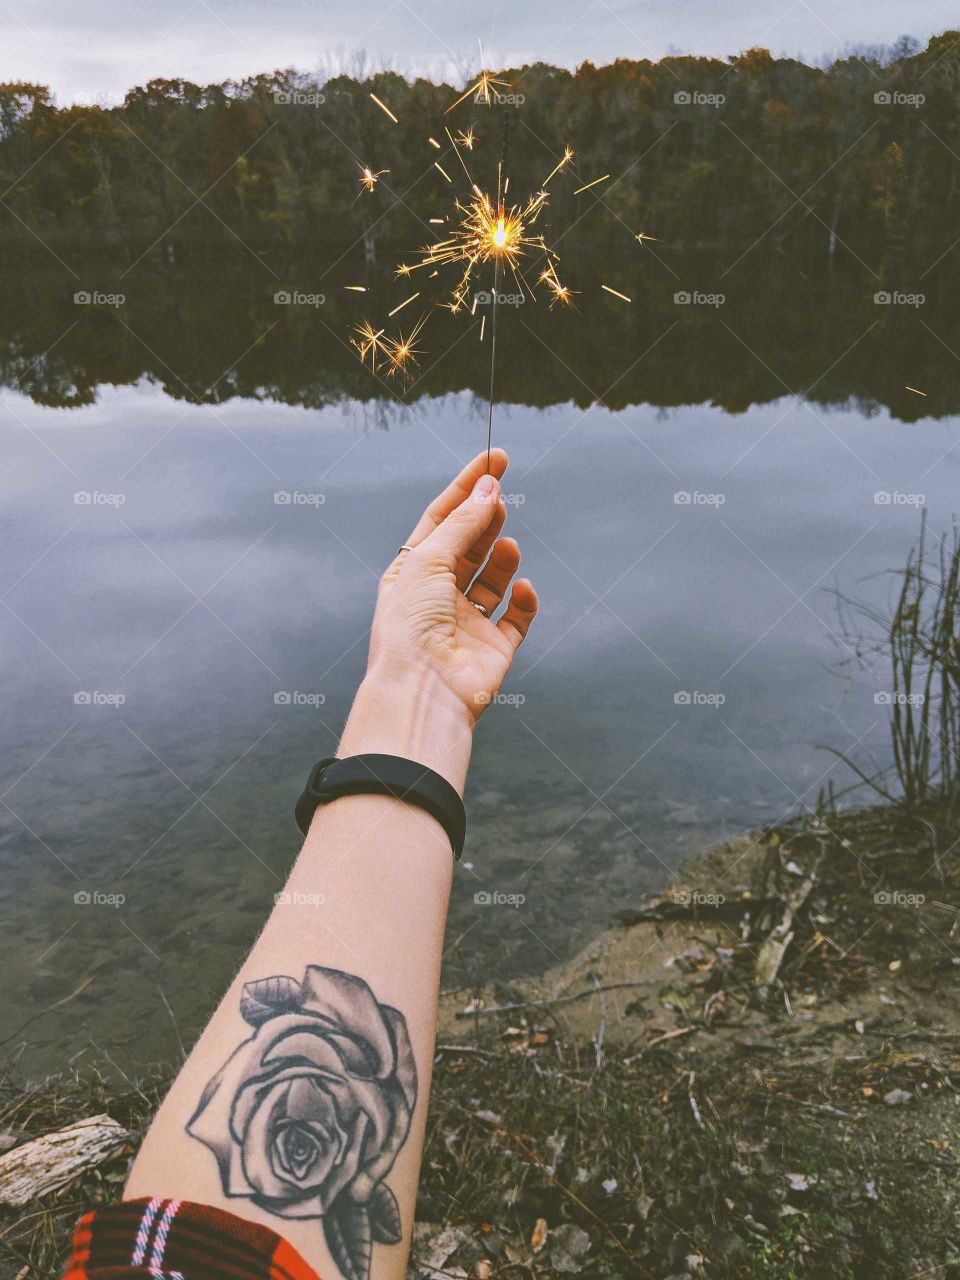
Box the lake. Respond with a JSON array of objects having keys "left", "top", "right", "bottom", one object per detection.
[{"left": 1, "top": 257, "right": 957, "bottom": 1069}]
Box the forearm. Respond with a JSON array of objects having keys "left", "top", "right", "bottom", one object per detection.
[{"left": 126, "top": 670, "right": 473, "bottom": 1279}]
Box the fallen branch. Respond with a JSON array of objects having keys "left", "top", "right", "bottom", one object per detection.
[
  {"left": 0, "top": 1115, "right": 128, "bottom": 1207},
  {"left": 454, "top": 982, "right": 650, "bottom": 1019}
]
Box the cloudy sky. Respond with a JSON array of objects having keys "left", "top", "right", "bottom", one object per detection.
[{"left": 2, "top": 0, "right": 956, "bottom": 103}]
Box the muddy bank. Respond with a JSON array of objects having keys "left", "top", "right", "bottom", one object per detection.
[{"left": 3, "top": 805, "right": 959, "bottom": 1279}]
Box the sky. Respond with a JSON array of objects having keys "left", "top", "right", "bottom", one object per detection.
[{"left": 1, "top": 0, "right": 956, "bottom": 104}]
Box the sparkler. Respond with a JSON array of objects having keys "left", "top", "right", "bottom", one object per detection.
[{"left": 347, "top": 70, "right": 650, "bottom": 466}]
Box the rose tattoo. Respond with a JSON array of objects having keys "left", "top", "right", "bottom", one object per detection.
[{"left": 187, "top": 965, "right": 417, "bottom": 1280}]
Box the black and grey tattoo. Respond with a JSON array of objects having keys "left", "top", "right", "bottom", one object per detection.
[{"left": 186, "top": 965, "right": 418, "bottom": 1280}]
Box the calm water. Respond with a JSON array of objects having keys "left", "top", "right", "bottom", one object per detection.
[{"left": 2, "top": 260, "right": 958, "bottom": 1070}]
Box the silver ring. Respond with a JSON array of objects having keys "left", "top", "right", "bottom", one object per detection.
[
  {"left": 397, "top": 544, "right": 414, "bottom": 555},
  {"left": 472, "top": 601, "right": 490, "bottom": 618}
]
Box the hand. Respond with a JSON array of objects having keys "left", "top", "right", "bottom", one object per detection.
[
  {"left": 373, "top": 448, "right": 538, "bottom": 719},
  {"left": 340, "top": 450, "right": 538, "bottom": 791}
]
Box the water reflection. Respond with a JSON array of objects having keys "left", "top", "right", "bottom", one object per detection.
[{"left": 1, "top": 258, "right": 958, "bottom": 1069}]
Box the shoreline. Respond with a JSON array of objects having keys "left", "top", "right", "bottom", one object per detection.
[{"left": 5, "top": 795, "right": 959, "bottom": 1276}]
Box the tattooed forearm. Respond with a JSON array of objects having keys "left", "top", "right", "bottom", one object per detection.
[{"left": 186, "top": 965, "right": 418, "bottom": 1280}]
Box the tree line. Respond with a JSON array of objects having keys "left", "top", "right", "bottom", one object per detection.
[{"left": 1, "top": 32, "right": 960, "bottom": 271}]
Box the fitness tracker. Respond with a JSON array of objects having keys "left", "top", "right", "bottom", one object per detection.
[{"left": 295, "top": 754, "right": 466, "bottom": 859}]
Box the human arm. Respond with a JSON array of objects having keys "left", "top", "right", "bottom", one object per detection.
[{"left": 123, "top": 449, "right": 537, "bottom": 1280}]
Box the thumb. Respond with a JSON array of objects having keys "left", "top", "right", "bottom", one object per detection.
[{"left": 420, "top": 473, "right": 501, "bottom": 563}]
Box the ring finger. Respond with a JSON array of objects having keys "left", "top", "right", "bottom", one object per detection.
[{"left": 465, "top": 538, "right": 520, "bottom": 617}]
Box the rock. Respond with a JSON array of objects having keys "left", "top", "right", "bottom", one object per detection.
[
  {"left": 546, "top": 1223, "right": 591, "bottom": 1273},
  {"left": 883, "top": 1088, "right": 912, "bottom": 1106}
]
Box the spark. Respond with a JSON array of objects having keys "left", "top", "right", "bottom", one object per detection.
[
  {"left": 357, "top": 163, "right": 388, "bottom": 193},
  {"left": 434, "top": 162, "right": 453, "bottom": 183},
  {"left": 574, "top": 174, "right": 610, "bottom": 195},
  {"left": 479, "top": 315, "right": 486, "bottom": 341},
  {"left": 542, "top": 146, "right": 575, "bottom": 188},
  {"left": 455, "top": 128, "right": 476, "bottom": 149},
  {"left": 344, "top": 285, "right": 366, "bottom": 292},
  {"left": 429, "top": 217, "right": 445, "bottom": 224},
  {"left": 636, "top": 231, "right": 658, "bottom": 245},
  {"left": 428, "top": 136, "right": 441, "bottom": 149},
  {"left": 906, "top": 386, "right": 928, "bottom": 397},
  {"left": 368, "top": 92, "right": 398, "bottom": 123},
  {"left": 385, "top": 314, "right": 428, "bottom": 379},
  {"left": 445, "top": 70, "right": 512, "bottom": 113},
  {"left": 350, "top": 320, "right": 387, "bottom": 372},
  {"left": 602, "top": 284, "right": 632, "bottom": 302},
  {"left": 540, "top": 263, "right": 576, "bottom": 309},
  {"left": 388, "top": 292, "right": 420, "bottom": 317}
]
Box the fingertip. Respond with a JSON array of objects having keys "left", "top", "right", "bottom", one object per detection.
[{"left": 513, "top": 577, "right": 538, "bottom": 611}]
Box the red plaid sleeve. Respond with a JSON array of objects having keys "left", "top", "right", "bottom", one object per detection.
[{"left": 63, "top": 1197, "right": 323, "bottom": 1280}]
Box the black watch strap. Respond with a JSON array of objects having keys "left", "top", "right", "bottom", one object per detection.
[{"left": 295, "top": 754, "right": 466, "bottom": 859}]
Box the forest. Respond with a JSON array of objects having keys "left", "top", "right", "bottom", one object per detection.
[{"left": 1, "top": 33, "right": 959, "bottom": 269}]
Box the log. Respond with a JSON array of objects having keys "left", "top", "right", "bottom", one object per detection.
[{"left": 0, "top": 1114, "right": 129, "bottom": 1207}]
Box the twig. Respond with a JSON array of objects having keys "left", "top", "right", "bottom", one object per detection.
[
  {"left": 623, "top": 1026, "right": 696, "bottom": 1064},
  {"left": 454, "top": 982, "right": 650, "bottom": 1019}
]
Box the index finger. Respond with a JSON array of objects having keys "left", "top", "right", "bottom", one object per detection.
[{"left": 405, "top": 448, "right": 509, "bottom": 547}]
